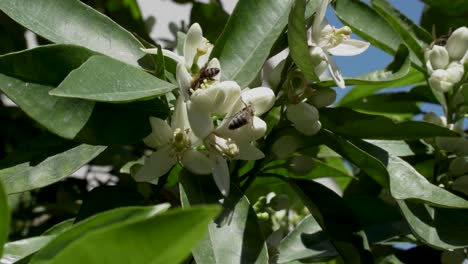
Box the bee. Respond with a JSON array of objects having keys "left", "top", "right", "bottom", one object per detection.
[
  {"left": 228, "top": 103, "right": 255, "bottom": 130},
  {"left": 190, "top": 66, "right": 220, "bottom": 93}
]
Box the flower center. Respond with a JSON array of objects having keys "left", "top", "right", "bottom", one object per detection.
[
  {"left": 191, "top": 38, "right": 212, "bottom": 73},
  {"left": 213, "top": 136, "right": 240, "bottom": 159},
  {"left": 320, "top": 25, "right": 352, "bottom": 48},
  {"left": 171, "top": 128, "right": 191, "bottom": 154}
]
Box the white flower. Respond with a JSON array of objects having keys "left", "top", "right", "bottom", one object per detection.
[
  {"left": 446, "top": 26, "right": 468, "bottom": 61},
  {"left": 201, "top": 87, "right": 276, "bottom": 196},
  {"left": 308, "top": 0, "right": 370, "bottom": 88},
  {"left": 425, "top": 45, "right": 450, "bottom": 73},
  {"left": 429, "top": 62, "right": 464, "bottom": 93},
  {"left": 135, "top": 97, "right": 211, "bottom": 183},
  {"left": 286, "top": 102, "right": 322, "bottom": 136},
  {"left": 142, "top": 23, "right": 212, "bottom": 70}
]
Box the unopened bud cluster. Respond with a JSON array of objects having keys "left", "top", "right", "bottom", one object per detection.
[{"left": 425, "top": 27, "right": 468, "bottom": 93}]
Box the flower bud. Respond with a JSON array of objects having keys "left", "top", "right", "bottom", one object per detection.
[
  {"left": 272, "top": 135, "right": 299, "bottom": 159},
  {"left": 268, "top": 194, "right": 289, "bottom": 211},
  {"left": 290, "top": 155, "right": 316, "bottom": 175},
  {"left": 436, "top": 137, "right": 468, "bottom": 156},
  {"left": 429, "top": 69, "right": 454, "bottom": 93},
  {"left": 446, "top": 61, "right": 464, "bottom": 84},
  {"left": 446, "top": 26, "right": 468, "bottom": 61},
  {"left": 449, "top": 156, "right": 468, "bottom": 177},
  {"left": 287, "top": 102, "right": 321, "bottom": 136},
  {"left": 308, "top": 88, "right": 337, "bottom": 108},
  {"left": 425, "top": 45, "right": 449, "bottom": 71}
]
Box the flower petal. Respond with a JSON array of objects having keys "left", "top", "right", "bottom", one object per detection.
[
  {"left": 162, "top": 49, "right": 184, "bottom": 65},
  {"left": 206, "top": 58, "right": 222, "bottom": 82},
  {"left": 177, "top": 63, "right": 192, "bottom": 102},
  {"left": 181, "top": 149, "right": 212, "bottom": 175},
  {"left": 190, "top": 81, "right": 241, "bottom": 115},
  {"left": 287, "top": 102, "right": 322, "bottom": 135},
  {"left": 326, "top": 56, "right": 345, "bottom": 88},
  {"left": 187, "top": 101, "right": 214, "bottom": 139},
  {"left": 326, "top": 39, "right": 370, "bottom": 56},
  {"left": 210, "top": 152, "right": 230, "bottom": 196},
  {"left": 143, "top": 117, "right": 172, "bottom": 148},
  {"left": 171, "top": 97, "right": 190, "bottom": 131},
  {"left": 134, "top": 146, "right": 176, "bottom": 183},
  {"left": 241, "top": 87, "right": 276, "bottom": 116},
  {"left": 312, "top": 0, "right": 330, "bottom": 44},
  {"left": 217, "top": 116, "right": 267, "bottom": 142},
  {"left": 184, "top": 23, "right": 203, "bottom": 67},
  {"left": 236, "top": 142, "right": 265, "bottom": 160}
]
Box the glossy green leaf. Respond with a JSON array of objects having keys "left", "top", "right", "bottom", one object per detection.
[
  {"left": 0, "top": 180, "right": 8, "bottom": 257},
  {"left": 50, "top": 55, "right": 176, "bottom": 102},
  {"left": 179, "top": 171, "right": 269, "bottom": 264},
  {"left": 277, "top": 215, "right": 337, "bottom": 263},
  {"left": 319, "top": 130, "right": 389, "bottom": 187},
  {"left": 211, "top": 0, "right": 294, "bottom": 88},
  {"left": 0, "top": 45, "right": 97, "bottom": 139},
  {"left": 421, "top": 0, "right": 468, "bottom": 16},
  {"left": 30, "top": 204, "right": 220, "bottom": 264},
  {"left": 397, "top": 200, "right": 468, "bottom": 250},
  {"left": 42, "top": 219, "right": 75, "bottom": 236},
  {"left": 0, "top": 0, "right": 152, "bottom": 68},
  {"left": 388, "top": 156, "right": 468, "bottom": 209},
  {"left": 0, "top": 134, "right": 106, "bottom": 194},
  {"left": 321, "top": 44, "right": 411, "bottom": 87},
  {"left": 338, "top": 67, "right": 424, "bottom": 106},
  {"left": 365, "top": 140, "right": 431, "bottom": 157},
  {"left": 320, "top": 107, "right": 459, "bottom": 139},
  {"left": 0, "top": 45, "right": 167, "bottom": 143},
  {"left": 1, "top": 236, "right": 56, "bottom": 264},
  {"left": 340, "top": 93, "right": 423, "bottom": 118},
  {"left": 333, "top": 0, "right": 423, "bottom": 70},
  {"left": 371, "top": 0, "right": 432, "bottom": 63},
  {"left": 288, "top": 0, "right": 319, "bottom": 81},
  {"left": 288, "top": 178, "right": 373, "bottom": 264}
]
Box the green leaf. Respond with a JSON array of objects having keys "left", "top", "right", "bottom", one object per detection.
[
  {"left": 0, "top": 45, "right": 168, "bottom": 143},
  {"left": 277, "top": 215, "right": 337, "bottom": 263},
  {"left": 0, "top": 0, "right": 151, "bottom": 68},
  {"left": 322, "top": 44, "right": 412, "bottom": 87},
  {"left": 288, "top": 0, "right": 319, "bottom": 81},
  {"left": 320, "top": 107, "right": 459, "bottom": 139},
  {"left": 371, "top": 0, "right": 432, "bottom": 63},
  {"left": 340, "top": 93, "right": 422, "bottom": 118},
  {"left": 319, "top": 130, "right": 389, "bottom": 187},
  {"left": 179, "top": 171, "right": 269, "bottom": 264},
  {"left": 0, "top": 45, "right": 97, "bottom": 139},
  {"left": 190, "top": 2, "right": 229, "bottom": 44},
  {"left": 397, "top": 200, "right": 468, "bottom": 250},
  {"left": 211, "top": 0, "right": 294, "bottom": 88},
  {"left": 0, "top": 134, "right": 106, "bottom": 194},
  {"left": 333, "top": 0, "right": 423, "bottom": 71},
  {"left": 388, "top": 156, "right": 468, "bottom": 209},
  {"left": 338, "top": 67, "right": 424, "bottom": 106},
  {"left": 0, "top": 180, "right": 9, "bottom": 257},
  {"left": 30, "top": 204, "right": 220, "bottom": 264},
  {"left": 365, "top": 140, "right": 431, "bottom": 157},
  {"left": 42, "top": 219, "right": 75, "bottom": 236},
  {"left": 421, "top": 5, "right": 467, "bottom": 37},
  {"left": 50, "top": 55, "right": 176, "bottom": 102},
  {"left": 1, "top": 236, "right": 56, "bottom": 264},
  {"left": 288, "top": 178, "right": 373, "bottom": 264}
]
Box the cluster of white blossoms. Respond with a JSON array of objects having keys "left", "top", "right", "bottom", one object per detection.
[
  {"left": 136, "top": 24, "right": 275, "bottom": 196},
  {"left": 425, "top": 26, "right": 468, "bottom": 93},
  {"left": 287, "top": 0, "right": 369, "bottom": 136}
]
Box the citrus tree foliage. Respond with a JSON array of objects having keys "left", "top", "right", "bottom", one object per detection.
[{"left": 0, "top": 0, "right": 467, "bottom": 263}]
